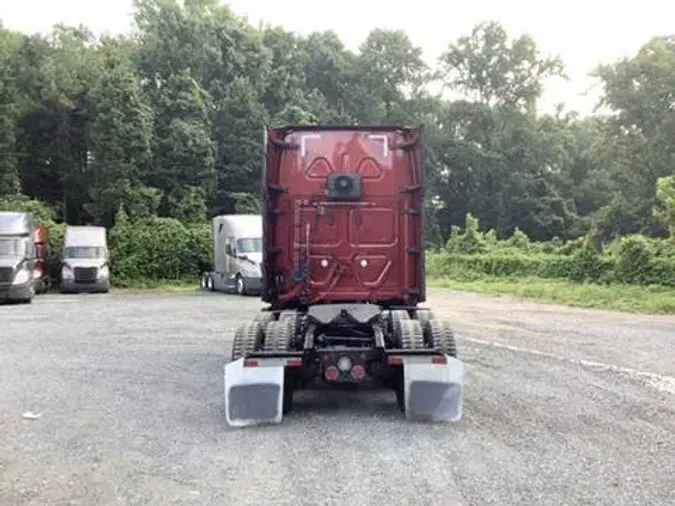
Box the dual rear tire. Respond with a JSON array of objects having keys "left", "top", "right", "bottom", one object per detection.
[
  {"left": 200, "top": 274, "right": 214, "bottom": 292},
  {"left": 200, "top": 273, "right": 246, "bottom": 295},
  {"left": 231, "top": 314, "right": 298, "bottom": 414},
  {"left": 389, "top": 309, "right": 457, "bottom": 356},
  {"left": 389, "top": 310, "right": 458, "bottom": 412}
]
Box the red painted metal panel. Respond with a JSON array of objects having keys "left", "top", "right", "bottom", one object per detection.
[{"left": 262, "top": 125, "right": 426, "bottom": 308}]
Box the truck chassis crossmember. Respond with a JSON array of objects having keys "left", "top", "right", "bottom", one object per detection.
[{"left": 224, "top": 303, "right": 465, "bottom": 427}]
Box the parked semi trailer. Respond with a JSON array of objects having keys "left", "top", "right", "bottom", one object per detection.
[
  {"left": 60, "top": 225, "right": 110, "bottom": 293},
  {"left": 200, "top": 214, "right": 263, "bottom": 296},
  {"left": 0, "top": 211, "right": 37, "bottom": 303},
  {"left": 223, "top": 124, "right": 465, "bottom": 427}
]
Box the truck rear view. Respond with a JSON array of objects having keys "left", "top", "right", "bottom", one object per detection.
[{"left": 223, "top": 125, "right": 465, "bottom": 427}]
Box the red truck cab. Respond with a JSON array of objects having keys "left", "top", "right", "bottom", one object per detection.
[
  {"left": 262, "top": 125, "right": 426, "bottom": 308},
  {"left": 32, "top": 225, "right": 51, "bottom": 293}
]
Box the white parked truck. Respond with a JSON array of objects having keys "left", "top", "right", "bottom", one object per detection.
[
  {"left": 0, "top": 211, "right": 37, "bottom": 303},
  {"left": 200, "top": 214, "right": 263, "bottom": 296},
  {"left": 60, "top": 225, "right": 110, "bottom": 293}
]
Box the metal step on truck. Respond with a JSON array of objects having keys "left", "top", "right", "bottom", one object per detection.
[{"left": 223, "top": 124, "right": 465, "bottom": 427}]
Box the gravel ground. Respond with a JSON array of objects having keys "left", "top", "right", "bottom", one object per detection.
[{"left": 0, "top": 289, "right": 674, "bottom": 506}]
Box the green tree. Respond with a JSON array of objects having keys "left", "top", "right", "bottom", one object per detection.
[
  {"left": 212, "top": 76, "right": 268, "bottom": 215},
  {"left": 593, "top": 36, "right": 675, "bottom": 236},
  {"left": 654, "top": 176, "right": 675, "bottom": 237},
  {"left": 0, "top": 24, "right": 21, "bottom": 195},
  {"left": 356, "top": 28, "right": 429, "bottom": 122},
  {"left": 438, "top": 21, "right": 565, "bottom": 112},
  {"left": 13, "top": 25, "right": 103, "bottom": 223},
  {"left": 152, "top": 69, "right": 216, "bottom": 214},
  {"left": 85, "top": 46, "right": 155, "bottom": 227}
]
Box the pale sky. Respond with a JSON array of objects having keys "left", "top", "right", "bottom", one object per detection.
[{"left": 2, "top": 0, "right": 673, "bottom": 116}]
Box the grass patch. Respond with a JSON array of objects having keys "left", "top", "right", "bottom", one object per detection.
[
  {"left": 428, "top": 276, "right": 675, "bottom": 315},
  {"left": 112, "top": 278, "right": 201, "bottom": 293}
]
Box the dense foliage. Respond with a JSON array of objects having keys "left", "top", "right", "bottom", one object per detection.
[
  {"left": 426, "top": 214, "right": 675, "bottom": 288},
  {"left": 1, "top": 1, "right": 674, "bottom": 285}
]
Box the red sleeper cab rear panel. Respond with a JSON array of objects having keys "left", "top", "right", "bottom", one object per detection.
[{"left": 262, "top": 125, "right": 426, "bottom": 308}]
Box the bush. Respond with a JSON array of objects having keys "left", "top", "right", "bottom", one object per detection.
[
  {"left": 108, "top": 215, "right": 211, "bottom": 285},
  {"left": 427, "top": 242, "right": 675, "bottom": 288},
  {"left": 446, "top": 213, "right": 487, "bottom": 254},
  {"left": 424, "top": 212, "right": 675, "bottom": 289},
  {"left": 428, "top": 215, "right": 675, "bottom": 288},
  {"left": 568, "top": 235, "right": 610, "bottom": 282},
  {"left": 615, "top": 235, "right": 654, "bottom": 285}
]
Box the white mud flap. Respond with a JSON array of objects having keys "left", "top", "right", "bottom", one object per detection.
[
  {"left": 224, "top": 358, "right": 286, "bottom": 427},
  {"left": 402, "top": 355, "right": 465, "bottom": 422}
]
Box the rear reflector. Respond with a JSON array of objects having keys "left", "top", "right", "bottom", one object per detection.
[
  {"left": 243, "top": 359, "right": 259, "bottom": 367},
  {"left": 351, "top": 365, "right": 366, "bottom": 380},
  {"left": 324, "top": 366, "right": 339, "bottom": 381}
]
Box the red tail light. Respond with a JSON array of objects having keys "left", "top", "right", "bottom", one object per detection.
[
  {"left": 350, "top": 365, "right": 366, "bottom": 380},
  {"left": 243, "top": 359, "right": 259, "bottom": 367},
  {"left": 324, "top": 366, "right": 339, "bottom": 381},
  {"left": 431, "top": 356, "right": 447, "bottom": 365}
]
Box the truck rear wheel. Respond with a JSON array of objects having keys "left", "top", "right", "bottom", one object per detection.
[
  {"left": 398, "top": 319, "right": 425, "bottom": 349},
  {"left": 415, "top": 309, "right": 435, "bottom": 328},
  {"left": 264, "top": 319, "right": 295, "bottom": 352},
  {"left": 392, "top": 319, "right": 425, "bottom": 412},
  {"left": 231, "top": 320, "right": 264, "bottom": 361},
  {"left": 253, "top": 312, "right": 275, "bottom": 327},
  {"left": 422, "top": 319, "right": 458, "bottom": 357},
  {"left": 264, "top": 319, "right": 297, "bottom": 414},
  {"left": 389, "top": 309, "right": 410, "bottom": 345},
  {"left": 235, "top": 275, "right": 246, "bottom": 295}
]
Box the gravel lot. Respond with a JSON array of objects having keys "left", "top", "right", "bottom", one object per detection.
[{"left": 1, "top": 289, "right": 674, "bottom": 506}]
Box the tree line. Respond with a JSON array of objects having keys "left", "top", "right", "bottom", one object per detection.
[{"left": 1, "top": 0, "right": 674, "bottom": 246}]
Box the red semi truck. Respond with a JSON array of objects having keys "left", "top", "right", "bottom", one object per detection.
[{"left": 223, "top": 124, "right": 465, "bottom": 427}]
